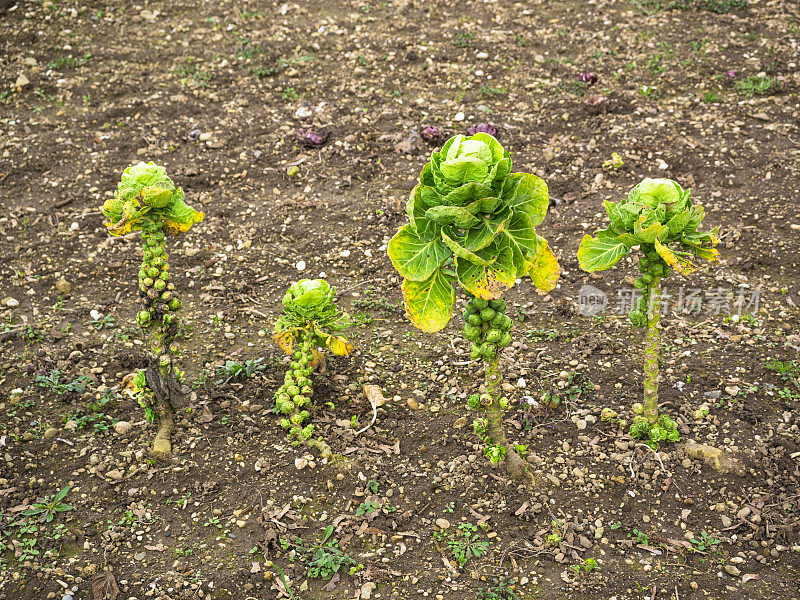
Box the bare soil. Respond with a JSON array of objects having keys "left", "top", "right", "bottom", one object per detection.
[{"left": 0, "top": 1, "right": 799, "bottom": 599}]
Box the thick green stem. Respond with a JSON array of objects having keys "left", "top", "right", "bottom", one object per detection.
[
  {"left": 643, "top": 277, "right": 661, "bottom": 424},
  {"left": 484, "top": 357, "right": 528, "bottom": 480}
]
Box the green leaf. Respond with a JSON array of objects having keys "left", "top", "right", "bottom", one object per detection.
[
  {"left": 441, "top": 229, "right": 491, "bottom": 266},
  {"left": 116, "top": 161, "right": 175, "bottom": 201},
  {"left": 577, "top": 229, "right": 632, "bottom": 272},
  {"left": 387, "top": 225, "right": 451, "bottom": 281},
  {"left": 528, "top": 235, "right": 560, "bottom": 292},
  {"left": 401, "top": 269, "right": 456, "bottom": 333},
  {"left": 455, "top": 246, "right": 516, "bottom": 300},
  {"left": 406, "top": 185, "right": 438, "bottom": 239},
  {"left": 665, "top": 209, "right": 692, "bottom": 238},
  {"left": 683, "top": 204, "right": 706, "bottom": 233},
  {"left": 504, "top": 173, "right": 549, "bottom": 226},
  {"left": 603, "top": 200, "right": 625, "bottom": 231},
  {"left": 462, "top": 209, "right": 511, "bottom": 252},
  {"left": 162, "top": 192, "right": 204, "bottom": 234},
  {"left": 424, "top": 205, "right": 480, "bottom": 228},
  {"left": 53, "top": 485, "right": 71, "bottom": 504},
  {"left": 438, "top": 157, "right": 489, "bottom": 187},
  {"left": 439, "top": 182, "right": 495, "bottom": 207},
  {"left": 633, "top": 214, "right": 667, "bottom": 244}
]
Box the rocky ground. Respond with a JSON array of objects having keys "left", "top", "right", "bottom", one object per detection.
[{"left": 0, "top": 0, "right": 799, "bottom": 599}]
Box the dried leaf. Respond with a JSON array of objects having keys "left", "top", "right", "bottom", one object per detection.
[{"left": 91, "top": 572, "right": 120, "bottom": 600}]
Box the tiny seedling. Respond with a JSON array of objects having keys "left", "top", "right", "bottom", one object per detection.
[
  {"left": 689, "top": 530, "right": 720, "bottom": 552},
  {"left": 441, "top": 523, "right": 490, "bottom": 567},
  {"left": 570, "top": 557, "right": 599, "bottom": 575},
  {"left": 387, "top": 132, "right": 559, "bottom": 479},
  {"left": 578, "top": 178, "right": 719, "bottom": 447},
  {"left": 36, "top": 371, "right": 91, "bottom": 395},
  {"left": 215, "top": 358, "right": 266, "bottom": 384},
  {"left": 22, "top": 486, "right": 73, "bottom": 523}
]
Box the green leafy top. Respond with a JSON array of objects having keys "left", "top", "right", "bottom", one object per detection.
[
  {"left": 577, "top": 178, "right": 719, "bottom": 275},
  {"left": 387, "top": 133, "right": 560, "bottom": 332},
  {"left": 274, "top": 279, "right": 352, "bottom": 357},
  {"left": 102, "top": 162, "right": 204, "bottom": 236}
]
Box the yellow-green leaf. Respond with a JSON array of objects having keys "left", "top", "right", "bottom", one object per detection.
[
  {"left": 326, "top": 335, "right": 354, "bottom": 356},
  {"left": 401, "top": 269, "right": 456, "bottom": 333},
  {"left": 387, "top": 224, "right": 451, "bottom": 282},
  {"left": 577, "top": 230, "right": 631, "bottom": 273},
  {"left": 455, "top": 246, "right": 516, "bottom": 300},
  {"left": 528, "top": 235, "right": 560, "bottom": 293},
  {"left": 655, "top": 238, "right": 697, "bottom": 275}
]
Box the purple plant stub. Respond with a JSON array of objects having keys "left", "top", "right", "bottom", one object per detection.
[
  {"left": 467, "top": 123, "right": 498, "bottom": 137},
  {"left": 421, "top": 125, "right": 443, "bottom": 143},
  {"left": 294, "top": 128, "right": 330, "bottom": 148},
  {"left": 577, "top": 72, "right": 598, "bottom": 85}
]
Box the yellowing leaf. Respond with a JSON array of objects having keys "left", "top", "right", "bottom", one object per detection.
[
  {"left": 164, "top": 210, "right": 204, "bottom": 234},
  {"left": 455, "top": 247, "right": 516, "bottom": 300},
  {"left": 528, "top": 236, "right": 560, "bottom": 293},
  {"left": 655, "top": 238, "right": 697, "bottom": 275},
  {"left": 402, "top": 268, "right": 456, "bottom": 332},
  {"left": 326, "top": 335, "right": 354, "bottom": 357},
  {"left": 273, "top": 331, "right": 294, "bottom": 354}
]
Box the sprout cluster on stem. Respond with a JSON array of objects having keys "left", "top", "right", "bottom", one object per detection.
[{"left": 273, "top": 279, "right": 352, "bottom": 444}]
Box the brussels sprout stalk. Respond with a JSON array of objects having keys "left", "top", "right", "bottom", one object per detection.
[
  {"left": 642, "top": 277, "right": 661, "bottom": 424},
  {"left": 577, "top": 178, "right": 719, "bottom": 448},
  {"left": 273, "top": 279, "right": 353, "bottom": 459},
  {"left": 388, "top": 133, "right": 560, "bottom": 479},
  {"left": 101, "top": 162, "right": 204, "bottom": 459}
]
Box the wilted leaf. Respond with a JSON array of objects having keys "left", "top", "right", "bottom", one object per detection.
[{"left": 91, "top": 572, "right": 120, "bottom": 600}]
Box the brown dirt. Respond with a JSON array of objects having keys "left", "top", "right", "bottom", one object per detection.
[{"left": 0, "top": 0, "right": 799, "bottom": 599}]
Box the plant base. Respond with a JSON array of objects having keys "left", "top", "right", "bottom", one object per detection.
[{"left": 150, "top": 406, "right": 174, "bottom": 460}]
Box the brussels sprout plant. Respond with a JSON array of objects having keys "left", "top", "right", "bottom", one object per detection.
[
  {"left": 273, "top": 279, "right": 353, "bottom": 457},
  {"left": 577, "top": 178, "right": 719, "bottom": 447},
  {"left": 101, "top": 162, "right": 204, "bottom": 459},
  {"left": 387, "top": 133, "right": 560, "bottom": 478}
]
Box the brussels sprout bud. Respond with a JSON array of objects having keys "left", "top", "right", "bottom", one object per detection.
[
  {"left": 163, "top": 313, "right": 174, "bottom": 326},
  {"left": 470, "top": 345, "right": 481, "bottom": 360},
  {"left": 467, "top": 313, "right": 482, "bottom": 327},
  {"left": 290, "top": 361, "right": 300, "bottom": 371},
  {"left": 463, "top": 324, "right": 481, "bottom": 342},
  {"left": 136, "top": 310, "right": 152, "bottom": 327},
  {"left": 154, "top": 279, "right": 166, "bottom": 292},
  {"left": 168, "top": 298, "right": 181, "bottom": 311},
  {"left": 480, "top": 394, "right": 492, "bottom": 407},
  {"left": 634, "top": 277, "right": 646, "bottom": 290},
  {"left": 486, "top": 329, "right": 502, "bottom": 344},
  {"left": 151, "top": 256, "right": 165, "bottom": 268},
  {"left": 147, "top": 266, "right": 159, "bottom": 278},
  {"left": 650, "top": 263, "right": 664, "bottom": 277},
  {"left": 646, "top": 250, "right": 659, "bottom": 261},
  {"left": 160, "top": 290, "right": 173, "bottom": 303},
  {"left": 147, "top": 288, "right": 160, "bottom": 300},
  {"left": 286, "top": 385, "right": 300, "bottom": 397},
  {"left": 480, "top": 308, "right": 496, "bottom": 322},
  {"left": 640, "top": 255, "right": 651, "bottom": 268},
  {"left": 290, "top": 413, "right": 304, "bottom": 425},
  {"left": 159, "top": 271, "right": 170, "bottom": 282},
  {"left": 499, "top": 397, "right": 509, "bottom": 409},
  {"left": 299, "top": 410, "right": 310, "bottom": 420},
  {"left": 641, "top": 273, "right": 654, "bottom": 285},
  {"left": 280, "top": 418, "right": 291, "bottom": 429},
  {"left": 498, "top": 333, "right": 512, "bottom": 347},
  {"left": 300, "top": 385, "right": 313, "bottom": 396},
  {"left": 293, "top": 351, "right": 303, "bottom": 360},
  {"left": 142, "top": 277, "right": 154, "bottom": 288},
  {"left": 480, "top": 342, "right": 497, "bottom": 359},
  {"left": 278, "top": 393, "right": 290, "bottom": 403},
  {"left": 489, "top": 299, "right": 506, "bottom": 312},
  {"left": 473, "top": 297, "right": 489, "bottom": 310},
  {"left": 632, "top": 403, "right": 644, "bottom": 415},
  {"left": 166, "top": 282, "right": 175, "bottom": 291},
  {"left": 499, "top": 315, "right": 513, "bottom": 331}
]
